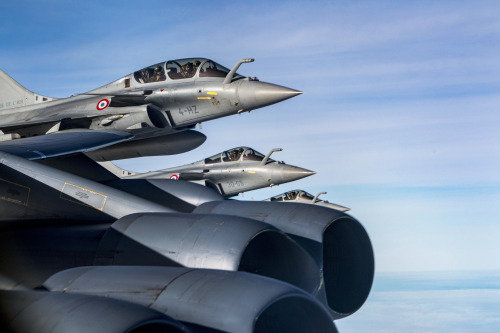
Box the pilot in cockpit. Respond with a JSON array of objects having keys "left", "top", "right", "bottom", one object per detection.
[
  {"left": 139, "top": 70, "right": 150, "bottom": 83},
  {"left": 153, "top": 65, "right": 166, "bottom": 82},
  {"left": 181, "top": 63, "right": 194, "bottom": 78},
  {"left": 228, "top": 148, "right": 243, "bottom": 161}
]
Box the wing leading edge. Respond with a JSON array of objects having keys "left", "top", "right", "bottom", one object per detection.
[{"left": 0, "top": 130, "right": 133, "bottom": 160}]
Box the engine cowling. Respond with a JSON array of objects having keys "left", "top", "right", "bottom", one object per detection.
[
  {"left": 95, "top": 212, "right": 321, "bottom": 294},
  {"left": 0, "top": 289, "right": 188, "bottom": 333},
  {"left": 44, "top": 266, "right": 338, "bottom": 333},
  {"left": 194, "top": 200, "right": 375, "bottom": 319}
]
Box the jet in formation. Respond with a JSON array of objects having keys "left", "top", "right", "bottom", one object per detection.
[
  {"left": 100, "top": 146, "right": 315, "bottom": 197},
  {"left": 0, "top": 58, "right": 374, "bottom": 333},
  {"left": 265, "top": 190, "right": 350, "bottom": 212},
  {"left": 0, "top": 58, "right": 300, "bottom": 161}
]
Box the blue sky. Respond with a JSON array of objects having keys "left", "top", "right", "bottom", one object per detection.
[{"left": 1, "top": 1, "right": 499, "bottom": 273}]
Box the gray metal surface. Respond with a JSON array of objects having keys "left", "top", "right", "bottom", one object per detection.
[
  {"left": 0, "top": 58, "right": 301, "bottom": 139},
  {"left": 0, "top": 151, "right": 172, "bottom": 219},
  {"left": 44, "top": 266, "right": 337, "bottom": 333},
  {"left": 0, "top": 55, "right": 376, "bottom": 332},
  {"left": 95, "top": 212, "right": 320, "bottom": 293},
  {"left": 87, "top": 129, "right": 206, "bottom": 161},
  {"left": 194, "top": 200, "right": 375, "bottom": 319},
  {"left": 112, "top": 146, "right": 315, "bottom": 197},
  {"left": 0, "top": 129, "right": 132, "bottom": 160},
  {"left": 0, "top": 289, "right": 188, "bottom": 333}
]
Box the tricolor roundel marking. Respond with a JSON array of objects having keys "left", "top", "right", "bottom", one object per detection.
[
  {"left": 170, "top": 174, "right": 179, "bottom": 180},
  {"left": 96, "top": 99, "right": 110, "bottom": 110}
]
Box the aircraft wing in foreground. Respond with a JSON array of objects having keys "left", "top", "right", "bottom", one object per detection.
[{"left": 0, "top": 141, "right": 374, "bottom": 332}]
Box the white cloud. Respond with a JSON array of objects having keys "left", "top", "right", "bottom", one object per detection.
[{"left": 337, "top": 289, "right": 500, "bottom": 333}]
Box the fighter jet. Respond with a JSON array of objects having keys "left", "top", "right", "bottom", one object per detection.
[
  {"left": 0, "top": 58, "right": 301, "bottom": 160},
  {"left": 0, "top": 133, "right": 374, "bottom": 332},
  {"left": 266, "top": 189, "right": 351, "bottom": 212},
  {"left": 0, "top": 57, "right": 374, "bottom": 332},
  {"left": 100, "top": 146, "right": 315, "bottom": 197}
]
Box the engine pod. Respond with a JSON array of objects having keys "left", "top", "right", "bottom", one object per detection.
[
  {"left": 194, "top": 200, "right": 375, "bottom": 319},
  {"left": 94, "top": 212, "right": 320, "bottom": 294},
  {"left": 44, "top": 266, "right": 338, "bottom": 333},
  {"left": 0, "top": 289, "right": 188, "bottom": 333}
]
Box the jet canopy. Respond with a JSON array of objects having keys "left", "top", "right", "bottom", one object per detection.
[
  {"left": 269, "top": 190, "right": 317, "bottom": 202},
  {"left": 133, "top": 58, "right": 244, "bottom": 83},
  {"left": 204, "top": 147, "right": 270, "bottom": 164}
]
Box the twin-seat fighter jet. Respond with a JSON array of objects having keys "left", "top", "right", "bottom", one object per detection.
[
  {"left": 0, "top": 58, "right": 374, "bottom": 333},
  {"left": 101, "top": 146, "right": 315, "bottom": 197},
  {"left": 0, "top": 58, "right": 301, "bottom": 160},
  {"left": 266, "top": 189, "right": 350, "bottom": 212}
]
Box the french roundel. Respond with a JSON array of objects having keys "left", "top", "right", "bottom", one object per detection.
[
  {"left": 96, "top": 99, "right": 110, "bottom": 110},
  {"left": 170, "top": 175, "right": 179, "bottom": 180}
]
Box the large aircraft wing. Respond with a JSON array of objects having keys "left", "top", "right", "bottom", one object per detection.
[{"left": 0, "top": 130, "right": 132, "bottom": 160}]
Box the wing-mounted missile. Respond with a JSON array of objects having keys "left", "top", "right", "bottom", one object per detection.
[
  {"left": 266, "top": 189, "right": 351, "bottom": 212},
  {"left": 194, "top": 200, "right": 375, "bottom": 319},
  {"left": 44, "top": 266, "right": 338, "bottom": 333},
  {"left": 0, "top": 290, "right": 188, "bottom": 333},
  {"left": 104, "top": 146, "right": 315, "bottom": 197}
]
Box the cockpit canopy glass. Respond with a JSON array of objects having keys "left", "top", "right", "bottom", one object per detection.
[
  {"left": 166, "top": 58, "right": 204, "bottom": 80},
  {"left": 269, "top": 190, "right": 315, "bottom": 202},
  {"left": 134, "top": 58, "right": 244, "bottom": 83},
  {"left": 296, "top": 191, "right": 315, "bottom": 201},
  {"left": 199, "top": 60, "right": 236, "bottom": 79},
  {"left": 134, "top": 63, "right": 166, "bottom": 83},
  {"left": 204, "top": 147, "right": 267, "bottom": 164}
]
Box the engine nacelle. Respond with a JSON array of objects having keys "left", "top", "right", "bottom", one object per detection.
[
  {"left": 194, "top": 200, "right": 375, "bottom": 319},
  {"left": 95, "top": 212, "right": 320, "bottom": 294},
  {"left": 44, "top": 266, "right": 338, "bottom": 333},
  {"left": 0, "top": 289, "right": 187, "bottom": 333}
]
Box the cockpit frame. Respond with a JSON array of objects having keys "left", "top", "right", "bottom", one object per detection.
[{"left": 133, "top": 58, "right": 244, "bottom": 84}]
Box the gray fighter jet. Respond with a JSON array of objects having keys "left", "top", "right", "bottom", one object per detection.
[
  {"left": 0, "top": 58, "right": 300, "bottom": 160},
  {"left": 0, "top": 57, "right": 374, "bottom": 332},
  {"left": 0, "top": 133, "right": 374, "bottom": 332},
  {"left": 101, "top": 146, "right": 315, "bottom": 197},
  {"left": 266, "top": 189, "right": 351, "bottom": 212}
]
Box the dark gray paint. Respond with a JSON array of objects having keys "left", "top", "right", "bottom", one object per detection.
[
  {"left": 0, "top": 289, "right": 188, "bottom": 333},
  {"left": 44, "top": 266, "right": 338, "bottom": 333}
]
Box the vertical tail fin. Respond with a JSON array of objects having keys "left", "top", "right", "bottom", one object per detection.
[{"left": 0, "top": 69, "right": 56, "bottom": 110}]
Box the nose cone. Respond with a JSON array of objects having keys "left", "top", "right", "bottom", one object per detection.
[
  {"left": 279, "top": 165, "right": 316, "bottom": 184},
  {"left": 237, "top": 81, "right": 302, "bottom": 111}
]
